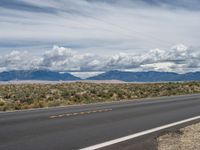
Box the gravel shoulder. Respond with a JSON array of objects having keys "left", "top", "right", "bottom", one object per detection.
[{"left": 157, "top": 122, "right": 200, "bottom": 150}]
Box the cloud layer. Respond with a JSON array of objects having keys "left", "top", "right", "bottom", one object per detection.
[
  {"left": 0, "top": 0, "right": 200, "bottom": 55},
  {"left": 1, "top": 1, "right": 200, "bottom": 74},
  {"left": 0, "top": 44, "right": 200, "bottom": 73}
]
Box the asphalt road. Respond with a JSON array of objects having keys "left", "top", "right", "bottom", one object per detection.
[{"left": 1, "top": 94, "right": 200, "bottom": 150}]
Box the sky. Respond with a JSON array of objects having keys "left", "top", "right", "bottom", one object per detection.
[{"left": 0, "top": 0, "right": 200, "bottom": 76}]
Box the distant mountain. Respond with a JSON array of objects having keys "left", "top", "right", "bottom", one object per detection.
[
  {"left": 87, "top": 70, "right": 200, "bottom": 82},
  {"left": 0, "top": 70, "right": 81, "bottom": 81},
  {"left": 2, "top": 70, "right": 200, "bottom": 82}
]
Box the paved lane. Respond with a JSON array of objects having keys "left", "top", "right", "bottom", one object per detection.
[{"left": 0, "top": 94, "right": 200, "bottom": 150}]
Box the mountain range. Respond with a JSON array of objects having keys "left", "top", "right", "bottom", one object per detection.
[
  {"left": 0, "top": 70, "right": 80, "bottom": 81},
  {"left": 1, "top": 70, "right": 200, "bottom": 82},
  {"left": 87, "top": 70, "right": 200, "bottom": 82}
]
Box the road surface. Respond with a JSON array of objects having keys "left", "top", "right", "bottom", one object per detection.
[{"left": 1, "top": 94, "right": 200, "bottom": 150}]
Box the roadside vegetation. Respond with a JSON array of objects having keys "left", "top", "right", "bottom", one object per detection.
[{"left": 1, "top": 82, "right": 200, "bottom": 111}]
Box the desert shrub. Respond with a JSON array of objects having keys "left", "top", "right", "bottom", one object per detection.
[
  {"left": 0, "top": 100, "right": 5, "bottom": 106},
  {"left": 1, "top": 82, "right": 200, "bottom": 111}
]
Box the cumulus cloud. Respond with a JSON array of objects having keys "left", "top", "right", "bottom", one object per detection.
[
  {"left": 0, "top": 50, "right": 41, "bottom": 72},
  {"left": 41, "top": 45, "right": 79, "bottom": 70},
  {"left": 1, "top": 44, "right": 200, "bottom": 73}
]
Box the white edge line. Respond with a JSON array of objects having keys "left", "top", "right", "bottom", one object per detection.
[{"left": 80, "top": 115, "right": 200, "bottom": 150}]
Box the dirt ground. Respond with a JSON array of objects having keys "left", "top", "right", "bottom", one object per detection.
[{"left": 157, "top": 122, "right": 200, "bottom": 150}]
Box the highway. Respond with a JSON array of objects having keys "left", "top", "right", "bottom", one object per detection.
[{"left": 0, "top": 94, "right": 200, "bottom": 150}]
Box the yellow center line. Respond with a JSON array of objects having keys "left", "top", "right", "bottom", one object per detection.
[
  {"left": 49, "top": 116, "right": 57, "bottom": 119},
  {"left": 86, "top": 111, "right": 92, "bottom": 114},
  {"left": 49, "top": 108, "right": 112, "bottom": 119},
  {"left": 72, "top": 112, "right": 79, "bottom": 115}
]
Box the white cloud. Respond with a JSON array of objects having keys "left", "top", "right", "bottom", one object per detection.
[
  {"left": 141, "top": 62, "right": 185, "bottom": 72},
  {"left": 0, "top": 50, "right": 41, "bottom": 71},
  {"left": 1, "top": 44, "right": 200, "bottom": 73}
]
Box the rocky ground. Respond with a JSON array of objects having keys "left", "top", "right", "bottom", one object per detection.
[{"left": 157, "top": 122, "right": 200, "bottom": 150}]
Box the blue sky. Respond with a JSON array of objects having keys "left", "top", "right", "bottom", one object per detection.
[{"left": 0, "top": 0, "right": 200, "bottom": 74}]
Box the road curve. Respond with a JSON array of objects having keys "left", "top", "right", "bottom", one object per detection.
[{"left": 0, "top": 94, "right": 200, "bottom": 150}]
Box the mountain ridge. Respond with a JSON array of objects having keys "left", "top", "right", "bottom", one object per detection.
[
  {"left": 86, "top": 70, "right": 200, "bottom": 82},
  {"left": 0, "top": 70, "right": 81, "bottom": 81},
  {"left": 1, "top": 70, "right": 200, "bottom": 82}
]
